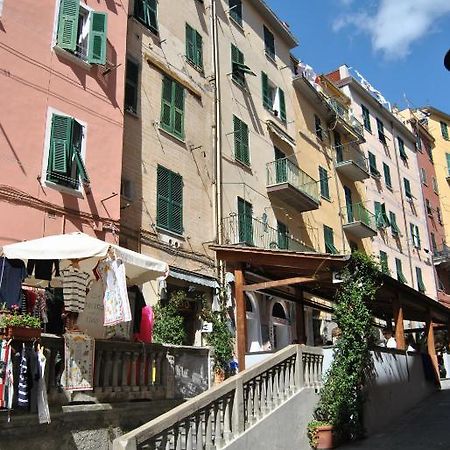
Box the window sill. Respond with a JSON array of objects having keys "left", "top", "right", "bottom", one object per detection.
[
  {"left": 185, "top": 58, "right": 205, "bottom": 76},
  {"left": 386, "top": 185, "right": 393, "bottom": 192},
  {"left": 321, "top": 195, "right": 332, "bottom": 203},
  {"left": 264, "top": 106, "right": 287, "bottom": 127},
  {"left": 364, "top": 128, "right": 372, "bottom": 135},
  {"left": 159, "top": 126, "right": 185, "bottom": 144},
  {"left": 229, "top": 15, "right": 244, "bottom": 33},
  {"left": 43, "top": 180, "right": 84, "bottom": 199},
  {"left": 265, "top": 51, "right": 277, "bottom": 66},
  {"left": 125, "top": 108, "right": 139, "bottom": 118},
  {"left": 156, "top": 226, "right": 185, "bottom": 240},
  {"left": 53, "top": 46, "right": 92, "bottom": 71},
  {"left": 234, "top": 158, "right": 252, "bottom": 172},
  {"left": 231, "top": 76, "right": 248, "bottom": 93},
  {"left": 130, "top": 17, "right": 160, "bottom": 41}
]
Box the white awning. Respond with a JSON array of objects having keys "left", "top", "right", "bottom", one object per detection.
[
  {"left": 0, "top": 232, "right": 168, "bottom": 284},
  {"left": 169, "top": 268, "right": 219, "bottom": 289}
]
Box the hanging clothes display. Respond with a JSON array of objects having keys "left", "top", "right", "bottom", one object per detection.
[
  {"left": 61, "top": 266, "right": 90, "bottom": 313},
  {"left": 36, "top": 346, "right": 50, "bottom": 424},
  {"left": 0, "top": 257, "right": 27, "bottom": 307},
  {"left": 62, "top": 333, "right": 94, "bottom": 391},
  {"left": 0, "top": 340, "right": 13, "bottom": 412},
  {"left": 134, "top": 305, "right": 154, "bottom": 344},
  {"left": 95, "top": 257, "right": 132, "bottom": 326},
  {"left": 17, "top": 345, "right": 28, "bottom": 408},
  {"left": 26, "top": 259, "right": 60, "bottom": 281}
]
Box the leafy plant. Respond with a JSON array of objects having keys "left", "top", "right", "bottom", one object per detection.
[
  {"left": 313, "top": 252, "right": 382, "bottom": 444},
  {"left": 307, "top": 420, "right": 330, "bottom": 449},
  {"left": 152, "top": 291, "right": 187, "bottom": 346},
  {"left": 0, "top": 313, "right": 41, "bottom": 329}
]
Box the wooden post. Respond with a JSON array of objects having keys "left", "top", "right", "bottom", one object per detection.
[
  {"left": 234, "top": 266, "right": 247, "bottom": 372},
  {"left": 393, "top": 297, "right": 405, "bottom": 350},
  {"left": 426, "top": 312, "right": 440, "bottom": 381},
  {"left": 295, "top": 289, "right": 307, "bottom": 345}
]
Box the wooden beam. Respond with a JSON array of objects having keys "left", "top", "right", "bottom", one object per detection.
[
  {"left": 234, "top": 266, "right": 247, "bottom": 372},
  {"left": 393, "top": 297, "right": 405, "bottom": 350},
  {"left": 295, "top": 289, "right": 307, "bottom": 345},
  {"left": 426, "top": 312, "right": 440, "bottom": 383},
  {"left": 242, "top": 276, "right": 315, "bottom": 292}
]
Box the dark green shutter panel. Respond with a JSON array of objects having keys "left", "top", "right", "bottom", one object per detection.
[
  {"left": 173, "top": 82, "right": 185, "bottom": 139},
  {"left": 319, "top": 167, "right": 329, "bottom": 199},
  {"left": 157, "top": 166, "right": 171, "bottom": 230},
  {"left": 88, "top": 12, "right": 107, "bottom": 64},
  {"left": 441, "top": 121, "right": 449, "bottom": 140},
  {"left": 57, "top": 0, "right": 80, "bottom": 51},
  {"left": 170, "top": 172, "right": 183, "bottom": 234},
  {"left": 279, "top": 88, "right": 286, "bottom": 123},
  {"left": 49, "top": 114, "right": 73, "bottom": 174},
  {"left": 186, "top": 24, "right": 195, "bottom": 64},
  {"left": 196, "top": 31, "right": 203, "bottom": 68},
  {"left": 136, "top": 0, "right": 158, "bottom": 33},
  {"left": 277, "top": 221, "right": 288, "bottom": 250},
  {"left": 238, "top": 197, "right": 253, "bottom": 244},
  {"left": 446, "top": 153, "right": 450, "bottom": 176},
  {"left": 147, "top": 0, "right": 158, "bottom": 31},
  {"left": 264, "top": 26, "right": 275, "bottom": 59},
  {"left": 241, "top": 120, "right": 249, "bottom": 165},
  {"left": 233, "top": 116, "right": 242, "bottom": 162},
  {"left": 161, "top": 77, "right": 173, "bottom": 130},
  {"left": 262, "top": 72, "right": 271, "bottom": 109},
  {"left": 125, "top": 59, "right": 139, "bottom": 113},
  {"left": 404, "top": 178, "right": 412, "bottom": 198}
]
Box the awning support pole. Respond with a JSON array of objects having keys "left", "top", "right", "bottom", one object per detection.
[
  {"left": 234, "top": 266, "right": 247, "bottom": 372},
  {"left": 295, "top": 288, "right": 307, "bottom": 345},
  {"left": 393, "top": 296, "right": 405, "bottom": 350}
]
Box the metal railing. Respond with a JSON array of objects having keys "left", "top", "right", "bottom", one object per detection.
[
  {"left": 341, "top": 202, "right": 377, "bottom": 230},
  {"left": 433, "top": 244, "right": 450, "bottom": 263},
  {"left": 335, "top": 145, "right": 369, "bottom": 173},
  {"left": 113, "top": 345, "right": 324, "bottom": 450},
  {"left": 326, "top": 97, "right": 364, "bottom": 137},
  {"left": 222, "top": 214, "right": 316, "bottom": 252},
  {"left": 266, "top": 157, "right": 320, "bottom": 203}
]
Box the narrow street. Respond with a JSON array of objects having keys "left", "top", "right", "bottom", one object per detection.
[{"left": 341, "top": 381, "right": 450, "bottom": 450}]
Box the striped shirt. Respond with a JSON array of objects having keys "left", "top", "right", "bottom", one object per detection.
[{"left": 62, "top": 267, "right": 90, "bottom": 313}]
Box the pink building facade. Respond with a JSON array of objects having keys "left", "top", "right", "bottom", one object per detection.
[{"left": 0, "top": 0, "right": 128, "bottom": 245}]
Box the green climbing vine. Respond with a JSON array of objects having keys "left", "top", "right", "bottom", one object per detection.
[{"left": 312, "top": 251, "right": 382, "bottom": 443}]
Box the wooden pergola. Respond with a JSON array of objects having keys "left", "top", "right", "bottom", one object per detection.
[{"left": 211, "top": 245, "right": 450, "bottom": 371}]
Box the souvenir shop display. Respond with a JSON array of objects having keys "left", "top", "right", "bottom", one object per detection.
[{"left": 0, "top": 232, "right": 168, "bottom": 423}]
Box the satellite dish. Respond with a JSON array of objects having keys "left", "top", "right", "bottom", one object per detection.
[{"left": 445, "top": 49, "right": 450, "bottom": 71}]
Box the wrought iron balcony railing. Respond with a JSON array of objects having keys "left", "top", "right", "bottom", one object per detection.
[
  {"left": 341, "top": 202, "right": 377, "bottom": 231},
  {"left": 326, "top": 97, "right": 364, "bottom": 137}
]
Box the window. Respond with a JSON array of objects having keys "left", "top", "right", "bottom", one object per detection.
[
  {"left": 156, "top": 165, "right": 183, "bottom": 234},
  {"left": 389, "top": 211, "right": 400, "bottom": 236},
  {"left": 185, "top": 24, "right": 203, "bottom": 70},
  {"left": 425, "top": 142, "right": 433, "bottom": 162},
  {"left": 160, "top": 76, "right": 185, "bottom": 140},
  {"left": 415, "top": 132, "right": 422, "bottom": 151},
  {"left": 432, "top": 177, "right": 439, "bottom": 194},
  {"left": 229, "top": 0, "right": 242, "bottom": 26},
  {"left": 376, "top": 118, "right": 386, "bottom": 144},
  {"left": 446, "top": 153, "right": 450, "bottom": 177},
  {"left": 261, "top": 72, "right": 286, "bottom": 123},
  {"left": 233, "top": 116, "right": 250, "bottom": 166},
  {"left": 410, "top": 223, "right": 421, "bottom": 248},
  {"left": 441, "top": 121, "right": 449, "bottom": 140},
  {"left": 420, "top": 168, "right": 427, "bottom": 185},
  {"left": 277, "top": 221, "right": 289, "bottom": 250},
  {"left": 263, "top": 26, "right": 275, "bottom": 59},
  {"left": 431, "top": 232, "right": 437, "bottom": 254},
  {"left": 426, "top": 199, "right": 432, "bottom": 216},
  {"left": 398, "top": 137, "right": 407, "bottom": 160},
  {"left": 319, "top": 166, "right": 330, "bottom": 200},
  {"left": 315, "top": 115, "right": 323, "bottom": 141},
  {"left": 125, "top": 59, "right": 139, "bottom": 114},
  {"left": 368, "top": 152, "right": 380, "bottom": 177},
  {"left": 134, "top": 0, "right": 158, "bottom": 34},
  {"left": 238, "top": 197, "right": 253, "bottom": 244},
  {"left": 45, "top": 113, "right": 89, "bottom": 190},
  {"left": 323, "top": 225, "right": 338, "bottom": 254},
  {"left": 374, "top": 202, "right": 390, "bottom": 229},
  {"left": 404, "top": 178, "right": 412, "bottom": 200},
  {"left": 334, "top": 131, "right": 343, "bottom": 162},
  {"left": 416, "top": 267, "right": 425, "bottom": 293},
  {"left": 383, "top": 163, "right": 392, "bottom": 189},
  {"left": 56, "top": 0, "right": 107, "bottom": 64},
  {"left": 231, "top": 44, "right": 254, "bottom": 86},
  {"left": 395, "top": 258, "right": 407, "bottom": 284},
  {"left": 437, "top": 207, "right": 443, "bottom": 224},
  {"left": 361, "top": 104, "right": 371, "bottom": 132},
  {"left": 380, "top": 251, "right": 388, "bottom": 274}
]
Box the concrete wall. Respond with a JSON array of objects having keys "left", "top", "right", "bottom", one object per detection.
[
  {"left": 0, "top": 0, "right": 127, "bottom": 245},
  {"left": 223, "top": 388, "right": 319, "bottom": 450}
]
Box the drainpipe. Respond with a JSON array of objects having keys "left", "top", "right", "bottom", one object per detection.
[
  {"left": 390, "top": 120, "right": 414, "bottom": 285},
  {"left": 211, "top": 0, "right": 224, "bottom": 285}
]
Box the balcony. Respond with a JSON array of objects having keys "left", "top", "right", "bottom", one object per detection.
[
  {"left": 326, "top": 97, "right": 365, "bottom": 142},
  {"left": 266, "top": 158, "right": 320, "bottom": 212},
  {"left": 434, "top": 245, "right": 450, "bottom": 268},
  {"left": 335, "top": 145, "right": 370, "bottom": 181},
  {"left": 341, "top": 202, "right": 377, "bottom": 238},
  {"left": 221, "top": 214, "right": 316, "bottom": 252}
]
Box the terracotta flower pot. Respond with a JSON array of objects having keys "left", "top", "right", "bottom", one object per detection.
[
  {"left": 316, "top": 425, "right": 334, "bottom": 449},
  {"left": 214, "top": 368, "right": 225, "bottom": 384},
  {"left": 5, "top": 326, "right": 41, "bottom": 340}
]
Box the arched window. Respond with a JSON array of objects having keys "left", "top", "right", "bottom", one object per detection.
[{"left": 272, "top": 302, "right": 286, "bottom": 319}]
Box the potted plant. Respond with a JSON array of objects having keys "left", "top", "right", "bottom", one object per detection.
[
  {"left": 0, "top": 312, "right": 42, "bottom": 340},
  {"left": 307, "top": 420, "right": 334, "bottom": 449},
  {"left": 307, "top": 252, "right": 382, "bottom": 448}
]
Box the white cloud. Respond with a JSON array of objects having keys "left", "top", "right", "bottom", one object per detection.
[{"left": 333, "top": 0, "right": 450, "bottom": 59}]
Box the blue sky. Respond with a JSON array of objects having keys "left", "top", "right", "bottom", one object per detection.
[{"left": 267, "top": 0, "right": 450, "bottom": 113}]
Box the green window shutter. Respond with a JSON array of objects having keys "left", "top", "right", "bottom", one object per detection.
[
  {"left": 441, "top": 121, "right": 449, "bottom": 140},
  {"left": 238, "top": 197, "right": 253, "bottom": 244},
  {"left": 416, "top": 267, "right": 425, "bottom": 293},
  {"left": 186, "top": 24, "right": 195, "bottom": 64},
  {"left": 88, "top": 11, "right": 107, "bottom": 65},
  {"left": 263, "top": 26, "right": 275, "bottom": 59},
  {"left": 398, "top": 137, "right": 407, "bottom": 160},
  {"left": 324, "top": 225, "right": 337, "bottom": 254},
  {"left": 125, "top": 59, "right": 139, "bottom": 113},
  {"left": 261, "top": 72, "right": 271, "bottom": 109},
  {"left": 48, "top": 114, "right": 73, "bottom": 178},
  {"left": 57, "top": 0, "right": 80, "bottom": 51},
  {"left": 157, "top": 166, "right": 171, "bottom": 230},
  {"left": 160, "top": 76, "right": 173, "bottom": 131},
  {"left": 314, "top": 115, "right": 322, "bottom": 140},
  {"left": 195, "top": 30, "right": 203, "bottom": 69},
  {"left": 368, "top": 152, "right": 379, "bottom": 176},
  {"left": 234, "top": 116, "right": 249, "bottom": 165},
  {"left": 231, "top": 44, "right": 246, "bottom": 85},
  {"left": 395, "top": 258, "right": 407, "bottom": 284},
  {"left": 241, "top": 120, "right": 249, "bottom": 165},
  {"left": 279, "top": 88, "right": 286, "bottom": 123},
  {"left": 383, "top": 163, "right": 392, "bottom": 188},
  {"left": 72, "top": 120, "right": 89, "bottom": 184},
  {"left": 380, "top": 203, "right": 390, "bottom": 228},
  {"left": 404, "top": 178, "right": 412, "bottom": 199},
  {"left": 374, "top": 201, "right": 382, "bottom": 228},
  {"left": 446, "top": 153, "right": 450, "bottom": 177},
  {"left": 319, "top": 166, "right": 329, "bottom": 199},
  {"left": 380, "top": 251, "right": 388, "bottom": 274},
  {"left": 170, "top": 171, "right": 183, "bottom": 234},
  {"left": 389, "top": 211, "right": 399, "bottom": 235},
  {"left": 172, "top": 82, "right": 185, "bottom": 139},
  {"left": 135, "top": 0, "right": 158, "bottom": 33},
  {"left": 410, "top": 224, "right": 420, "bottom": 248},
  {"left": 361, "top": 104, "right": 371, "bottom": 132},
  {"left": 376, "top": 118, "right": 385, "bottom": 143},
  {"left": 229, "top": 0, "right": 242, "bottom": 25},
  {"left": 277, "top": 221, "right": 288, "bottom": 250}
]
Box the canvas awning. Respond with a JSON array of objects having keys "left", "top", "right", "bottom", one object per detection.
[{"left": 0, "top": 232, "right": 168, "bottom": 284}]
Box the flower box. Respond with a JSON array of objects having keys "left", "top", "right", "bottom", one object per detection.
[{"left": 3, "top": 326, "right": 41, "bottom": 340}]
